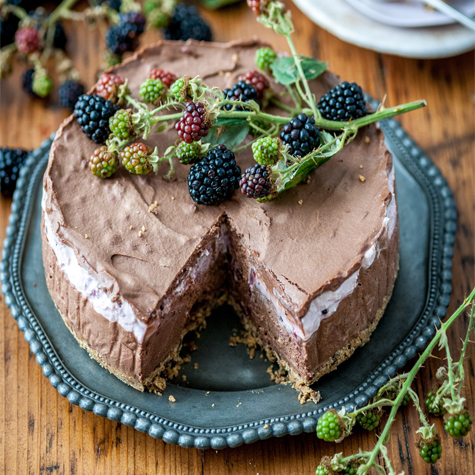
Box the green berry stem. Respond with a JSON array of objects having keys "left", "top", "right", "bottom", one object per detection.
[
  {"left": 285, "top": 84, "right": 302, "bottom": 110},
  {"left": 44, "top": 0, "right": 81, "bottom": 29},
  {"left": 407, "top": 387, "right": 432, "bottom": 432},
  {"left": 455, "top": 300, "right": 474, "bottom": 397},
  {"left": 443, "top": 331, "right": 457, "bottom": 401},
  {"left": 269, "top": 97, "right": 300, "bottom": 115},
  {"left": 1, "top": 4, "right": 29, "bottom": 20},
  {"left": 358, "top": 288, "right": 475, "bottom": 474}
]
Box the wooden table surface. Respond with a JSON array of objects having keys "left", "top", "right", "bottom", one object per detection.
[{"left": 1, "top": 2, "right": 474, "bottom": 474}]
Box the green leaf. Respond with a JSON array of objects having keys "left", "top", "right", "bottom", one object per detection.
[
  {"left": 271, "top": 56, "right": 327, "bottom": 86},
  {"left": 214, "top": 117, "right": 248, "bottom": 127},
  {"left": 203, "top": 123, "right": 250, "bottom": 150}
]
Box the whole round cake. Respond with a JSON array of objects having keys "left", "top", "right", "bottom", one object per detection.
[{"left": 42, "top": 39, "right": 399, "bottom": 397}]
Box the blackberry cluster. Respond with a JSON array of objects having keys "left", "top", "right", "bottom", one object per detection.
[
  {"left": 238, "top": 70, "right": 269, "bottom": 99},
  {"left": 106, "top": 12, "right": 146, "bottom": 56},
  {"left": 342, "top": 466, "right": 358, "bottom": 475},
  {"left": 315, "top": 467, "right": 330, "bottom": 475},
  {"left": 252, "top": 137, "right": 280, "bottom": 165},
  {"left": 109, "top": 109, "right": 134, "bottom": 140},
  {"left": 316, "top": 410, "right": 342, "bottom": 442},
  {"left": 0, "top": 13, "right": 20, "bottom": 47},
  {"left": 15, "top": 27, "right": 39, "bottom": 54},
  {"left": 22, "top": 68, "right": 37, "bottom": 97},
  {"left": 74, "top": 94, "right": 118, "bottom": 144},
  {"left": 176, "top": 101, "right": 210, "bottom": 143},
  {"left": 419, "top": 437, "right": 442, "bottom": 464},
  {"left": 120, "top": 142, "right": 153, "bottom": 175},
  {"left": 239, "top": 164, "right": 274, "bottom": 199},
  {"left": 280, "top": 113, "right": 320, "bottom": 157},
  {"left": 424, "top": 391, "right": 445, "bottom": 417},
  {"left": 164, "top": 3, "right": 212, "bottom": 42},
  {"left": 223, "top": 81, "right": 258, "bottom": 111},
  {"left": 255, "top": 47, "right": 276, "bottom": 72},
  {"left": 356, "top": 409, "right": 381, "bottom": 431},
  {"left": 318, "top": 81, "right": 367, "bottom": 122},
  {"left": 176, "top": 141, "right": 202, "bottom": 165},
  {"left": 149, "top": 69, "right": 177, "bottom": 88},
  {"left": 139, "top": 78, "right": 165, "bottom": 104},
  {"left": 96, "top": 73, "right": 125, "bottom": 103},
  {"left": 187, "top": 145, "right": 241, "bottom": 206},
  {"left": 0, "top": 147, "right": 28, "bottom": 197},
  {"left": 247, "top": 0, "right": 268, "bottom": 15},
  {"left": 52, "top": 21, "right": 67, "bottom": 50},
  {"left": 444, "top": 412, "right": 472, "bottom": 438},
  {"left": 58, "top": 80, "right": 85, "bottom": 110},
  {"left": 89, "top": 147, "right": 118, "bottom": 178}
]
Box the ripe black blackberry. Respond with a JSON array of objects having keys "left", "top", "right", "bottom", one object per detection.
[
  {"left": 280, "top": 113, "right": 320, "bottom": 157},
  {"left": 119, "top": 11, "right": 146, "bottom": 38},
  {"left": 164, "top": 3, "right": 212, "bottom": 42},
  {"left": 318, "top": 81, "right": 367, "bottom": 122},
  {"left": 187, "top": 145, "right": 241, "bottom": 206},
  {"left": 0, "top": 13, "right": 20, "bottom": 47},
  {"left": 98, "top": 0, "right": 122, "bottom": 10},
  {"left": 223, "top": 81, "right": 258, "bottom": 111},
  {"left": 239, "top": 164, "right": 274, "bottom": 199},
  {"left": 59, "top": 80, "right": 85, "bottom": 110},
  {"left": 74, "top": 94, "right": 118, "bottom": 144},
  {"left": 52, "top": 21, "right": 67, "bottom": 50},
  {"left": 22, "top": 68, "right": 38, "bottom": 97},
  {"left": 0, "top": 148, "right": 28, "bottom": 198}
]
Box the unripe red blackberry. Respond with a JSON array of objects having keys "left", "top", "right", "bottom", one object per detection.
[
  {"left": 96, "top": 73, "right": 126, "bottom": 103},
  {"left": 240, "top": 164, "right": 275, "bottom": 199},
  {"left": 89, "top": 146, "right": 119, "bottom": 178},
  {"left": 238, "top": 70, "right": 269, "bottom": 99},
  {"left": 247, "top": 0, "right": 268, "bottom": 15},
  {"left": 15, "top": 27, "right": 39, "bottom": 54},
  {"left": 175, "top": 101, "right": 210, "bottom": 144},
  {"left": 149, "top": 69, "right": 177, "bottom": 88}
]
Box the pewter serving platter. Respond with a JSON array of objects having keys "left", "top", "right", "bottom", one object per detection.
[{"left": 1, "top": 110, "right": 456, "bottom": 450}]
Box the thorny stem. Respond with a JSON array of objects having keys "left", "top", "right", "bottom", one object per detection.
[
  {"left": 359, "top": 288, "right": 475, "bottom": 474},
  {"left": 444, "top": 336, "right": 457, "bottom": 401},
  {"left": 269, "top": 97, "right": 298, "bottom": 114},
  {"left": 456, "top": 302, "right": 474, "bottom": 396}
]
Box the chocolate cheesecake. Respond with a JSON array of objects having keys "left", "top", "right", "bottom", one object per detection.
[{"left": 42, "top": 40, "right": 399, "bottom": 395}]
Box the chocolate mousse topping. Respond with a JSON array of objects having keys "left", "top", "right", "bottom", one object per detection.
[{"left": 42, "top": 39, "right": 399, "bottom": 392}]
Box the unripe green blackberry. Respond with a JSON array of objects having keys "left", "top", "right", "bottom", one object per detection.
[
  {"left": 252, "top": 137, "right": 280, "bottom": 165},
  {"left": 255, "top": 47, "right": 276, "bottom": 72},
  {"left": 316, "top": 410, "right": 342, "bottom": 442},
  {"left": 176, "top": 141, "right": 202, "bottom": 165},
  {"left": 32, "top": 72, "right": 53, "bottom": 98},
  {"left": 89, "top": 147, "right": 119, "bottom": 178},
  {"left": 444, "top": 412, "right": 473, "bottom": 438},
  {"left": 120, "top": 142, "right": 153, "bottom": 175},
  {"left": 315, "top": 466, "right": 330, "bottom": 475},
  {"left": 425, "top": 391, "right": 445, "bottom": 417},
  {"left": 356, "top": 408, "right": 381, "bottom": 431},
  {"left": 418, "top": 436, "right": 442, "bottom": 464},
  {"left": 140, "top": 78, "right": 165, "bottom": 104},
  {"left": 342, "top": 465, "right": 358, "bottom": 475},
  {"left": 170, "top": 78, "right": 187, "bottom": 102},
  {"left": 109, "top": 109, "right": 135, "bottom": 140}
]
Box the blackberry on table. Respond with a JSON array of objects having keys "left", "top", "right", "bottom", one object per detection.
[
  {"left": 238, "top": 70, "right": 269, "bottom": 99},
  {"left": 22, "top": 68, "right": 37, "bottom": 97},
  {"left": 255, "top": 47, "right": 276, "bottom": 72},
  {"left": 316, "top": 410, "right": 342, "bottom": 442},
  {"left": 51, "top": 21, "right": 67, "bottom": 50},
  {"left": 356, "top": 408, "right": 381, "bottom": 431},
  {"left": 74, "top": 94, "right": 118, "bottom": 144},
  {"left": 149, "top": 69, "right": 177, "bottom": 88},
  {"left": 120, "top": 142, "right": 154, "bottom": 175},
  {"left": 176, "top": 141, "right": 202, "bottom": 165},
  {"left": 176, "top": 101, "right": 210, "bottom": 143},
  {"left": 444, "top": 412, "right": 473, "bottom": 438},
  {"left": 424, "top": 391, "right": 445, "bottom": 417},
  {"left": 89, "top": 146, "right": 118, "bottom": 178},
  {"left": 187, "top": 145, "right": 241, "bottom": 206},
  {"left": 315, "top": 466, "right": 330, "bottom": 475},
  {"left": 223, "top": 81, "right": 258, "bottom": 111},
  {"left": 240, "top": 164, "right": 274, "bottom": 200},
  {"left": 318, "top": 81, "right": 367, "bottom": 122},
  {"left": 15, "top": 27, "right": 39, "bottom": 54},
  {"left": 98, "top": 0, "right": 122, "bottom": 11},
  {"left": 119, "top": 11, "right": 146, "bottom": 38},
  {"left": 418, "top": 436, "right": 442, "bottom": 464},
  {"left": 109, "top": 109, "right": 135, "bottom": 140},
  {"left": 280, "top": 113, "right": 320, "bottom": 157},
  {"left": 0, "top": 147, "right": 28, "bottom": 197},
  {"left": 32, "top": 72, "right": 53, "bottom": 98},
  {"left": 59, "top": 80, "right": 85, "bottom": 110},
  {"left": 106, "top": 12, "right": 145, "bottom": 57},
  {"left": 96, "top": 73, "right": 125, "bottom": 103},
  {"left": 139, "top": 78, "right": 165, "bottom": 104},
  {"left": 164, "top": 3, "right": 212, "bottom": 42},
  {"left": 0, "top": 13, "right": 20, "bottom": 47},
  {"left": 252, "top": 137, "right": 280, "bottom": 165}
]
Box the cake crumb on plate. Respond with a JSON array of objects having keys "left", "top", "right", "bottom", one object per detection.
[{"left": 169, "top": 395, "right": 176, "bottom": 402}]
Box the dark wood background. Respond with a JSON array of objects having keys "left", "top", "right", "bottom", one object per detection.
[{"left": 1, "top": 1, "right": 474, "bottom": 474}]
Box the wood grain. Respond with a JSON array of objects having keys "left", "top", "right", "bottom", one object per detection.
[{"left": 1, "top": 1, "right": 474, "bottom": 474}]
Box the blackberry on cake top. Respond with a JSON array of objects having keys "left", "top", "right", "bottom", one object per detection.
[
  {"left": 238, "top": 70, "right": 269, "bottom": 99},
  {"left": 120, "top": 142, "right": 155, "bottom": 175},
  {"left": 96, "top": 73, "right": 126, "bottom": 103},
  {"left": 59, "top": 80, "right": 85, "bottom": 110},
  {"left": 176, "top": 101, "right": 210, "bottom": 143},
  {"left": 223, "top": 81, "right": 258, "bottom": 111},
  {"left": 240, "top": 164, "right": 275, "bottom": 200},
  {"left": 280, "top": 113, "right": 320, "bottom": 157},
  {"left": 318, "top": 81, "right": 367, "bottom": 122},
  {"left": 89, "top": 146, "right": 119, "bottom": 178},
  {"left": 149, "top": 69, "right": 177, "bottom": 88}
]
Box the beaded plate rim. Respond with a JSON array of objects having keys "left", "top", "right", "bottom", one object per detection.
[{"left": 1, "top": 107, "right": 456, "bottom": 450}]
